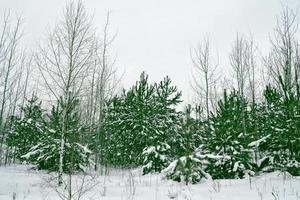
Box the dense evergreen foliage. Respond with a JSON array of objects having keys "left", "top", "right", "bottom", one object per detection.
[
  {"left": 27, "top": 97, "right": 92, "bottom": 172},
  {"left": 3, "top": 72, "right": 300, "bottom": 184},
  {"left": 6, "top": 96, "right": 92, "bottom": 172},
  {"left": 254, "top": 86, "right": 300, "bottom": 175},
  {"left": 100, "top": 72, "right": 182, "bottom": 168},
  {"left": 204, "top": 91, "right": 253, "bottom": 179},
  {"left": 5, "top": 95, "right": 45, "bottom": 162},
  {"left": 163, "top": 154, "right": 211, "bottom": 185}
]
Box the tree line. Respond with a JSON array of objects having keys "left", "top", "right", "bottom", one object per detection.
[{"left": 0, "top": 1, "right": 299, "bottom": 186}]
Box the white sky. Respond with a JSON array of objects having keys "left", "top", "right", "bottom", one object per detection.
[{"left": 1, "top": 0, "right": 299, "bottom": 106}]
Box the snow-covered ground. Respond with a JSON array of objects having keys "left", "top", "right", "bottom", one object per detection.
[{"left": 0, "top": 165, "right": 300, "bottom": 200}]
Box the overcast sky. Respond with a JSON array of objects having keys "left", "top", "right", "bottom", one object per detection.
[{"left": 1, "top": 0, "right": 299, "bottom": 106}]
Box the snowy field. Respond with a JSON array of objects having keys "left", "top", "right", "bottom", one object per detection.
[{"left": 0, "top": 165, "right": 300, "bottom": 200}]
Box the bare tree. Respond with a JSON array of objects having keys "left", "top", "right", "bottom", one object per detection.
[
  {"left": 245, "top": 36, "right": 257, "bottom": 106},
  {"left": 229, "top": 33, "right": 258, "bottom": 137},
  {"left": 91, "top": 12, "right": 120, "bottom": 172},
  {"left": 229, "top": 34, "right": 249, "bottom": 98},
  {"left": 229, "top": 33, "right": 262, "bottom": 104},
  {"left": 19, "top": 56, "right": 33, "bottom": 117},
  {"left": 191, "top": 37, "right": 218, "bottom": 119},
  {"left": 0, "top": 13, "right": 23, "bottom": 164},
  {"left": 35, "top": 1, "right": 96, "bottom": 186},
  {"left": 267, "top": 6, "right": 299, "bottom": 100}
]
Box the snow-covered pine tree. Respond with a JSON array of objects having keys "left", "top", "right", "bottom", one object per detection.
[
  {"left": 142, "top": 75, "right": 183, "bottom": 172},
  {"left": 163, "top": 152, "right": 211, "bottom": 185},
  {"left": 101, "top": 72, "right": 182, "bottom": 169},
  {"left": 22, "top": 97, "right": 92, "bottom": 172},
  {"left": 101, "top": 72, "right": 156, "bottom": 166},
  {"left": 6, "top": 95, "right": 45, "bottom": 163},
  {"left": 180, "top": 104, "right": 203, "bottom": 155},
  {"left": 254, "top": 85, "right": 300, "bottom": 175},
  {"left": 203, "top": 90, "right": 253, "bottom": 179},
  {"left": 142, "top": 142, "right": 170, "bottom": 174}
]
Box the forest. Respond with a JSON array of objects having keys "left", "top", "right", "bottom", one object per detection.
[{"left": 0, "top": 1, "right": 299, "bottom": 198}]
